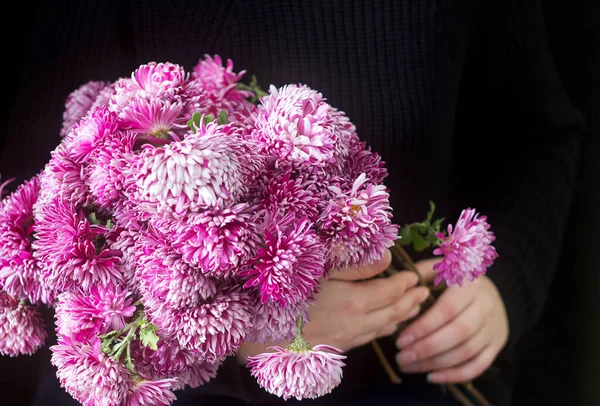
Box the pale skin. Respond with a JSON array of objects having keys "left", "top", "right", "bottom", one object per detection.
[
  {"left": 396, "top": 258, "right": 510, "bottom": 384},
  {"left": 236, "top": 252, "right": 510, "bottom": 387}
]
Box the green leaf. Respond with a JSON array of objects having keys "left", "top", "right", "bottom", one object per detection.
[
  {"left": 187, "top": 112, "right": 203, "bottom": 129},
  {"left": 426, "top": 201, "right": 436, "bottom": 222},
  {"left": 398, "top": 225, "right": 413, "bottom": 245},
  {"left": 100, "top": 337, "right": 114, "bottom": 355},
  {"left": 236, "top": 83, "right": 250, "bottom": 91},
  {"left": 139, "top": 321, "right": 159, "bottom": 351},
  {"left": 203, "top": 115, "right": 214, "bottom": 125},
  {"left": 99, "top": 329, "right": 120, "bottom": 340},
  {"left": 125, "top": 344, "right": 135, "bottom": 373},
  {"left": 249, "top": 75, "right": 268, "bottom": 97},
  {"left": 217, "top": 110, "right": 228, "bottom": 125},
  {"left": 413, "top": 233, "right": 430, "bottom": 252},
  {"left": 88, "top": 212, "right": 101, "bottom": 225},
  {"left": 238, "top": 75, "right": 268, "bottom": 104},
  {"left": 414, "top": 222, "right": 428, "bottom": 233},
  {"left": 431, "top": 217, "right": 445, "bottom": 232},
  {"left": 425, "top": 231, "right": 441, "bottom": 246}
]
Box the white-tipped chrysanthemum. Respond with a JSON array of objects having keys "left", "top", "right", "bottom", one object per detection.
[
  {"left": 136, "top": 120, "right": 252, "bottom": 216},
  {"left": 247, "top": 338, "right": 346, "bottom": 400}
]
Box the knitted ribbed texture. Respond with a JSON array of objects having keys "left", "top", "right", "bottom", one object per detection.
[
  {"left": 451, "top": 0, "right": 582, "bottom": 370},
  {"left": 0, "top": 0, "right": 581, "bottom": 403}
]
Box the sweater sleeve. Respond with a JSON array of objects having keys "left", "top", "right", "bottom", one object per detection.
[{"left": 451, "top": 0, "right": 583, "bottom": 356}]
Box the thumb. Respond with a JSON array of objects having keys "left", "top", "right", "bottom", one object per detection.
[
  {"left": 414, "top": 257, "right": 441, "bottom": 285},
  {"left": 328, "top": 249, "right": 392, "bottom": 281}
]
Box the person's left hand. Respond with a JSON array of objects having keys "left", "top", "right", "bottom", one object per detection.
[{"left": 395, "top": 258, "right": 509, "bottom": 384}]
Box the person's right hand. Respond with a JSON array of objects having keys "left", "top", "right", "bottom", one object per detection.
[
  {"left": 304, "top": 250, "right": 431, "bottom": 352},
  {"left": 236, "top": 250, "right": 431, "bottom": 362}
]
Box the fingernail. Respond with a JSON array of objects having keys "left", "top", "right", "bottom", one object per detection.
[
  {"left": 397, "top": 351, "right": 417, "bottom": 364},
  {"left": 419, "top": 289, "right": 430, "bottom": 302},
  {"left": 427, "top": 373, "right": 445, "bottom": 383},
  {"left": 396, "top": 334, "right": 415, "bottom": 349},
  {"left": 407, "top": 305, "right": 420, "bottom": 319}
]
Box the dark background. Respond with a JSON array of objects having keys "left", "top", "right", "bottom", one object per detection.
[
  {"left": 511, "top": 0, "right": 600, "bottom": 404},
  {"left": 1, "top": 0, "right": 598, "bottom": 405}
]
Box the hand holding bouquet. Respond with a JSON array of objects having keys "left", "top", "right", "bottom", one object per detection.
[{"left": 0, "top": 55, "right": 497, "bottom": 405}]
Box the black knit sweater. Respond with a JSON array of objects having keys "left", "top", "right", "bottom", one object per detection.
[{"left": 1, "top": 1, "right": 582, "bottom": 405}]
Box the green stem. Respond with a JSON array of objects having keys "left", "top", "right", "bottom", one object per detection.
[
  {"left": 370, "top": 340, "right": 402, "bottom": 384},
  {"left": 125, "top": 339, "right": 135, "bottom": 373},
  {"left": 383, "top": 264, "right": 398, "bottom": 277},
  {"left": 296, "top": 315, "right": 303, "bottom": 338},
  {"left": 390, "top": 243, "right": 425, "bottom": 286},
  {"left": 446, "top": 384, "right": 475, "bottom": 406},
  {"left": 391, "top": 243, "right": 436, "bottom": 308},
  {"left": 101, "top": 308, "right": 146, "bottom": 368},
  {"left": 112, "top": 325, "right": 137, "bottom": 362},
  {"left": 288, "top": 315, "right": 311, "bottom": 353},
  {"left": 462, "top": 382, "right": 492, "bottom": 406}
]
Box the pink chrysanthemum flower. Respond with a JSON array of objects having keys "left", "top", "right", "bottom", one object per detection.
[
  {"left": 133, "top": 338, "right": 220, "bottom": 389},
  {"left": 247, "top": 342, "right": 346, "bottom": 400},
  {"left": 253, "top": 169, "right": 321, "bottom": 221},
  {"left": 135, "top": 225, "right": 217, "bottom": 310},
  {"left": 0, "top": 176, "right": 52, "bottom": 304},
  {"left": 241, "top": 213, "right": 325, "bottom": 306},
  {"left": 32, "top": 200, "right": 123, "bottom": 292},
  {"left": 314, "top": 172, "right": 352, "bottom": 214},
  {"left": 118, "top": 96, "right": 188, "bottom": 141},
  {"left": 131, "top": 62, "right": 187, "bottom": 93},
  {"left": 192, "top": 54, "right": 254, "bottom": 116},
  {"left": 51, "top": 337, "right": 130, "bottom": 406},
  {"left": 37, "top": 143, "right": 90, "bottom": 208},
  {"left": 89, "top": 82, "right": 117, "bottom": 112},
  {"left": 135, "top": 120, "right": 252, "bottom": 215},
  {"left": 251, "top": 84, "right": 354, "bottom": 166},
  {"left": 319, "top": 173, "right": 399, "bottom": 270},
  {"left": 252, "top": 161, "right": 349, "bottom": 217},
  {"left": 0, "top": 291, "right": 47, "bottom": 356},
  {"left": 433, "top": 208, "right": 499, "bottom": 286},
  {"left": 87, "top": 130, "right": 138, "bottom": 209},
  {"left": 0, "top": 177, "right": 12, "bottom": 199},
  {"left": 328, "top": 109, "right": 356, "bottom": 169},
  {"left": 133, "top": 338, "right": 196, "bottom": 379},
  {"left": 147, "top": 288, "right": 253, "bottom": 363},
  {"left": 111, "top": 62, "right": 188, "bottom": 111},
  {"left": 110, "top": 192, "right": 149, "bottom": 233},
  {"left": 55, "top": 283, "right": 136, "bottom": 342},
  {"left": 247, "top": 299, "right": 311, "bottom": 343},
  {"left": 193, "top": 55, "right": 249, "bottom": 100},
  {"left": 65, "top": 105, "right": 119, "bottom": 164},
  {"left": 109, "top": 227, "right": 141, "bottom": 294},
  {"left": 344, "top": 133, "right": 388, "bottom": 185},
  {"left": 228, "top": 101, "right": 258, "bottom": 137},
  {"left": 61, "top": 80, "right": 110, "bottom": 138},
  {"left": 175, "top": 359, "right": 221, "bottom": 390},
  {"left": 167, "top": 202, "right": 258, "bottom": 278},
  {"left": 126, "top": 378, "right": 178, "bottom": 406}
]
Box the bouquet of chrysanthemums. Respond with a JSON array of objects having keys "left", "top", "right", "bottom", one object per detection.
[{"left": 0, "top": 55, "right": 498, "bottom": 405}]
